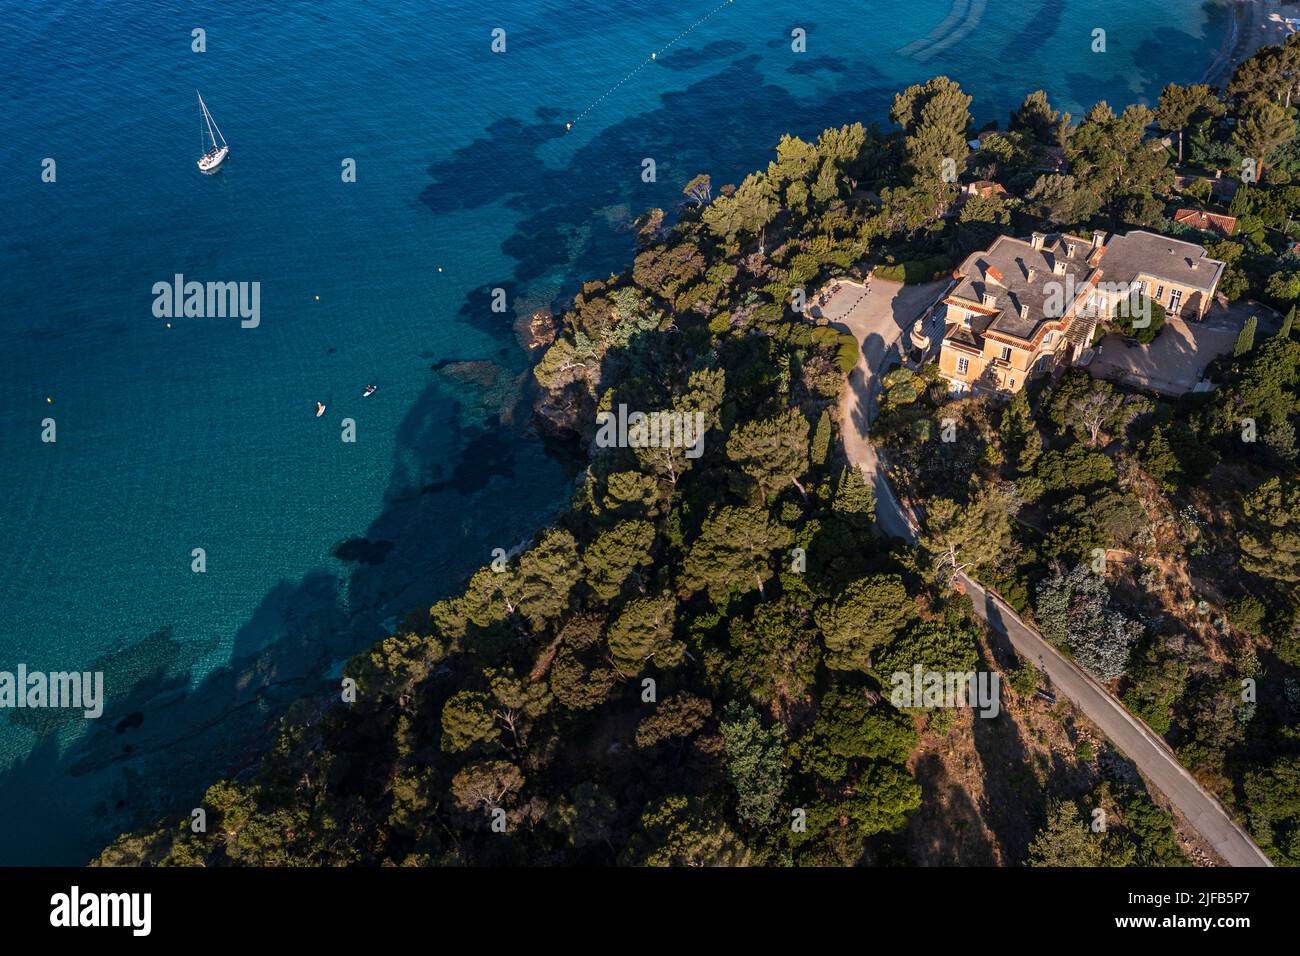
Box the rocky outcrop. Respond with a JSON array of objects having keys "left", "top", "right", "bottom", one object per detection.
[
  {"left": 532, "top": 381, "right": 591, "bottom": 441},
  {"left": 517, "top": 308, "right": 557, "bottom": 351}
]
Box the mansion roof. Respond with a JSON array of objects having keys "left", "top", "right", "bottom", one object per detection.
[
  {"left": 944, "top": 230, "right": 1224, "bottom": 348},
  {"left": 1096, "top": 230, "right": 1225, "bottom": 293},
  {"left": 948, "top": 233, "right": 1097, "bottom": 343}
]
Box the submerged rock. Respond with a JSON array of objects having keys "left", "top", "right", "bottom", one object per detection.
[
  {"left": 437, "top": 359, "right": 500, "bottom": 388},
  {"left": 432, "top": 358, "right": 526, "bottom": 425}
]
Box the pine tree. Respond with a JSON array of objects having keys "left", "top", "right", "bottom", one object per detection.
[
  {"left": 1240, "top": 476, "right": 1300, "bottom": 586},
  {"left": 832, "top": 465, "right": 876, "bottom": 525},
  {"left": 815, "top": 574, "right": 913, "bottom": 672},
  {"left": 1233, "top": 98, "right": 1296, "bottom": 178},
  {"left": 725, "top": 407, "right": 810, "bottom": 503},
  {"left": 890, "top": 76, "right": 972, "bottom": 192},
  {"left": 1155, "top": 82, "right": 1223, "bottom": 164},
  {"left": 681, "top": 506, "right": 794, "bottom": 602},
  {"left": 581, "top": 519, "right": 656, "bottom": 602},
  {"left": 811, "top": 408, "right": 833, "bottom": 467},
  {"left": 1028, "top": 802, "right": 1106, "bottom": 867},
  {"left": 921, "top": 479, "right": 1018, "bottom": 585},
  {"left": 1235, "top": 314, "right": 1259, "bottom": 357},
  {"left": 606, "top": 594, "right": 681, "bottom": 674}
]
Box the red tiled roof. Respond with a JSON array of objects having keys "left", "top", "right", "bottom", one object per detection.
[{"left": 1173, "top": 208, "right": 1237, "bottom": 236}]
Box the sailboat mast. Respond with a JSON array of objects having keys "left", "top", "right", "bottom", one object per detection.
[
  {"left": 207, "top": 103, "right": 227, "bottom": 149},
  {"left": 196, "top": 91, "right": 221, "bottom": 149}
]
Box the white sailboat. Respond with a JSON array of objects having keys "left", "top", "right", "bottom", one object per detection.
[{"left": 196, "top": 91, "right": 229, "bottom": 173}]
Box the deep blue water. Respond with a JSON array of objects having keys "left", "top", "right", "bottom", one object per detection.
[{"left": 0, "top": 0, "right": 1231, "bottom": 863}]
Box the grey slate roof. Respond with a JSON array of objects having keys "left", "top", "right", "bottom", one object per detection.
[
  {"left": 1097, "top": 230, "right": 1224, "bottom": 293},
  {"left": 946, "top": 230, "right": 1225, "bottom": 349},
  {"left": 949, "top": 233, "right": 1097, "bottom": 342}
]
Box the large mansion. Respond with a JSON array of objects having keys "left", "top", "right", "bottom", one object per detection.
[{"left": 934, "top": 230, "right": 1225, "bottom": 397}]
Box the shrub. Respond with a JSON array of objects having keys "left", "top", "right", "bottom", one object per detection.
[
  {"left": 882, "top": 367, "right": 916, "bottom": 389},
  {"left": 1226, "top": 594, "right": 1267, "bottom": 636},
  {"left": 1008, "top": 661, "right": 1041, "bottom": 698},
  {"left": 1113, "top": 295, "right": 1166, "bottom": 345},
  {"left": 886, "top": 381, "right": 920, "bottom": 406}
]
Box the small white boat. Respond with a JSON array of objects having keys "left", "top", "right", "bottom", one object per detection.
[
  {"left": 363, "top": 385, "right": 377, "bottom": 397},
  {"left": 196, "top": 91, "right": 229, "bottom": 173},
  {"left": 316, "top": 401, "right": 326, "bottom": 418}
]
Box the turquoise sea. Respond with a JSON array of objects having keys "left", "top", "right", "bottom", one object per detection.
[{"left": 0, "top": 0, "right": 1233, "bottom": 863}]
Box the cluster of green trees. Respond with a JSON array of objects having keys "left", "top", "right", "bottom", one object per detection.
[
  {"left": 1155, "top": 38, "right": 1300, "bottom": 308},
  {"left": 877, "top": 371, "right": 1149, "bottom": 665},
  {"left": 1103, "top": 314, "right": 1300, "bottom": 864},
  {"left": 880, "top": 315, "right": 1300, "bottom": 862},
  {"left": 1027, "top": 777, "right": 1186, "bottom": 868}
]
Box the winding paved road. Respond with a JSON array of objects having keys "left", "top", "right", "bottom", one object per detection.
[{"left": 828, "top": 278, "right": 1273, "bottom": 868}]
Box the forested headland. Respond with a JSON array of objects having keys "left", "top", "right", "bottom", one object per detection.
[{"left": 98, "top": 35, "right": 1300, "bottom": 866}]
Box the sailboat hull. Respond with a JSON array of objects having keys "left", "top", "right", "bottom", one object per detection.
[{"left": 197, "top": 145, "right": 228, "bottom": 173}]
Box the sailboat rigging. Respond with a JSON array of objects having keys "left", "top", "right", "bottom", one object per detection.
[{"left": 196, "top": 91, "right": 229, "bottom": 173}]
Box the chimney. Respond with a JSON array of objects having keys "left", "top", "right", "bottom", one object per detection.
[
  {"left": 1191, "top": 259, "right": 1199, "bottom": 271},
  {"left": 1030, "top": 232, "right": 1046, "bottom": 251},
  {"left": 1092, "top": 229, "right": 1106, "bottom": 250},
  {"left": 1053, "top": 259, "right": 1067, "bottom": 276},
  {"left": 982, "top": 292, "right": 997, "bottom": 308},
  {"left": 1019, "top": 303, "right": 1030, "bottom": 320}
]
